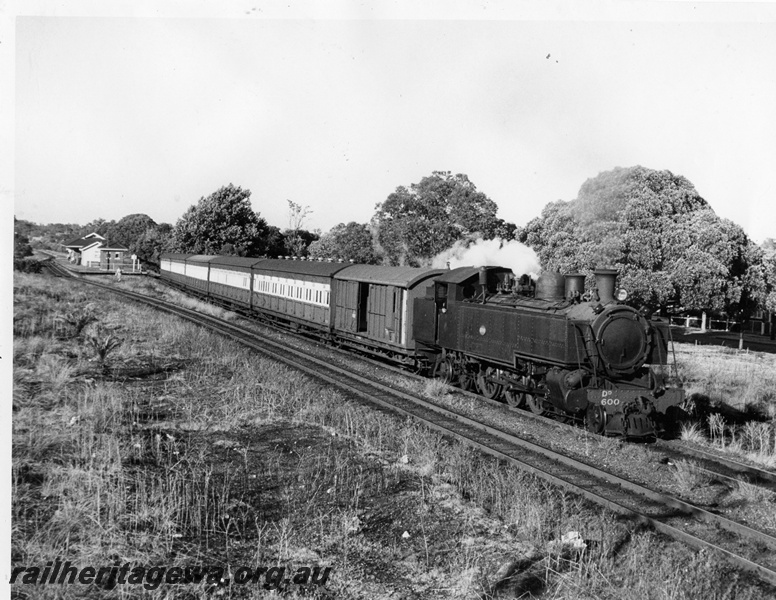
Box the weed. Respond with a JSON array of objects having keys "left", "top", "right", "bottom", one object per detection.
[
  {"left": 54, "top": 304, "right": 97, "bottom": 339},
  {"left": 680, "top": 422, "right": 706, "bottom": 444},
  {"left": 672, "top": 459, "right": 712, "bottom": 494},
  {"left": 731, "top": 481, "right": 774, "bottom": 504},
  {"left": 35, "top": 354, "right": 74, "bottom": 396},
  {"left": 423, "top": 378, "right": 451, "bottom": 400},
  {"left": 707, "top": 413, "right": 727, "bottom": 446},
  {"left": 85, "top": 329, "right": 123, "bottom": 364}
]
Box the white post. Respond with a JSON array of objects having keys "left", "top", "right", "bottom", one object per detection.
[{"left": 701, "top": 312, "right": 707, "bottom": 332}]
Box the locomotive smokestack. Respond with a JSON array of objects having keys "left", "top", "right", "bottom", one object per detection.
[
  {"left": 594, "top": 269, "right": 618, "bottom": 304},
  {"left": 564, "top": 274, "right": 586, "bottom": 299},
  {"left": 536, "top": 273, "right": 565, "bottom": 300},
  {"left": 479, "top": 267, "right": 488, "bottom": 303}
]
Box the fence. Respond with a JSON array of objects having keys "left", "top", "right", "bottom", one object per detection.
[{"left": 669, "top": 315, "right": 773, "bottom": 336}]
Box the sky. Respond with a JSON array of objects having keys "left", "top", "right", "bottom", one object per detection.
[{"left": 4, "top": 1, "right": 776, "bottom": 244}]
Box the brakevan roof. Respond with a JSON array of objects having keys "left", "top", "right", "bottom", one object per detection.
[
  {"left": 253, "top": 258, "right": 351, "bottom": 277},
  {"left": 335, "top": 265, "right": 446, "bottom": 288},
  {"left": 209, "top": 256, "right": 266, "bottom": 272},
  {"left": 433, "top": 266, "right": 512, "bottom": 285}
]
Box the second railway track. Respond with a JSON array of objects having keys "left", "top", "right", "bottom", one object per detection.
[{"left": 45, "top": 261, "right": 776, "bottom": 589}]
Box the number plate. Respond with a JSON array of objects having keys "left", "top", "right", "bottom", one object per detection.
[{"left": 587, "top": 389, "right": 649, "bottom": 408}]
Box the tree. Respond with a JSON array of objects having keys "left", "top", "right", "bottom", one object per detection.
[
  {"left": 282, "top": 229, "right": 319, "bottom": 257},
  {"left": 283, "top": 200, "right": 314, "bottom": 257},
  {"left": 133, "top": 226, "right": 170, "bottom": 267},
  {"left": 518, "top": 166, "right": 766, "bottom": 316},
  {"left": 263, "top": 226, "right": 287, "bottom": 258},
  {"left": 372, "top": 171, "right": 510, "bottom": 266},
  {"left": 168, "top": 184, "right": 269, "bottom": 256},
  {"left": 78, "top": 218, "right": 112, "bottom": 238},
  {"left": 14, "top": 218, "right": 33, "bottom": 260},
  {"left": 13, "top": 218, "right": 41, "bottom": 272},
  {"left": 762, "top": 239, "right": 776, "bottom": 313},
  {"left": 308, "top": 222, "right": 381, "bottom": 264},
  {"left": 103, "top": 214, "right": 157, "bottom": 249}
]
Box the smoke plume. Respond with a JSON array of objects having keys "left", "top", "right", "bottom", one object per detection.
[{"left": 431, "top": 238, "right": 541, "bottom": 276}]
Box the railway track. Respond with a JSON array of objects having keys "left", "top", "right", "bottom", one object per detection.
[
  {"left": 42, "top": 261, "right": 776, "bottom": 589},
  {"left": 336, "top": 337, "right": 776, "bottom": 495},
  {"left": 465, "top": 380, "right": 776, "bottom": 493}
]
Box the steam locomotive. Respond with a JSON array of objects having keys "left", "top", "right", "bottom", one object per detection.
[{"left": 160, "top": 254, "right": 684, "bottom": 438}]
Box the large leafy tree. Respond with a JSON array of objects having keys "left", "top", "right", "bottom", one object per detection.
[
  {"left": 168, "top": 184, "right": 269, "bottom": 256},
  {"left": 103, "top": 214, "right": 157, "bottom": 249},
  {"left": 14, "top": 218, "right": 33, "bottom": 260},
  {"left": 372, "top": 171, "right": 512, "bottom": 266},
  {"left": 519, "top": 166, "right": 766, "bottom": 316},
  {"left": 132, "top": 224, "right": 173, "bottom": 267},
  {"left": 281, "top": 229, "right": 319, "bottom": 257},
  {"left": 762, "top": 239, "right": 776, "bottom": 313},
  {"left": 263, "top": 226, "right": 287, "bottom": 258},
  {"left": 308, "top": 222, "right": 381, "bottom": 264}
]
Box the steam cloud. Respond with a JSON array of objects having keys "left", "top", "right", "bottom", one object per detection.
[{"left": 431, "top": 238, "right": 541, "bottom": 276}]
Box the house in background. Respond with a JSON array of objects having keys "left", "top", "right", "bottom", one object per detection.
[
  {"left": 65, "top": 233, "right": 129, "bottom": 269},
  {"left": 65, "top": 232, "right": 104, "bottom": 266},
  {"left": 99, "top": 243, "right": 131, "bottom": 270}
]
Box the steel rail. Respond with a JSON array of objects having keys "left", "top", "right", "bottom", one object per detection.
[
  {"left": 656, "top": 440, "right": 776, "bottom": 488},
  {"left": 50, "top": 269, "right": 776, "bottom": 587}
]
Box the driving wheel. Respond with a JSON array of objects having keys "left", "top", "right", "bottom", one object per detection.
[{"left": 476, "top": 367, "right": 504, "bottom": 399}]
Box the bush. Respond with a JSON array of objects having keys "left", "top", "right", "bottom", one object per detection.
[{"left": 13, "top": 257, "right": 42, "bottom": 274}]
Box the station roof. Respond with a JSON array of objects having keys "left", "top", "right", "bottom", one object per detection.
[
  {"left": 98, "top": 241, "right": 129, "bottom": 251},
  {"left": 64, "top": 232, "right": 105, "bottom": 249},
  {"left": 335, "top": 265, "right": 446, "bottom": 288}
]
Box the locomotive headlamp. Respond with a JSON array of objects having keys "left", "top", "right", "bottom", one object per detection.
[{"left": 616, "top": 288, "right": 628, "bottom": 302}]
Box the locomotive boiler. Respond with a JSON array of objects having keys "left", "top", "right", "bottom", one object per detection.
[{"left": 412, "top": 267, "right": 684, "bottom": 438}]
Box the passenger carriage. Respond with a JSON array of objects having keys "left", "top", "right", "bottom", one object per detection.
[
  {"left": 183, "top": 255, "right": 219, "bottom": 296},
  {"left": 159, "top": 253, "right": 193, "bottom": 288},
  {"left": 207, "top": 256, "right": 265, "bottom": 308},
  {"left": 249, "top": 259, "right": 349, "bottom": 334}
]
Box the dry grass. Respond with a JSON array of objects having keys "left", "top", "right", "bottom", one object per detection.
[
  {"left": 423, "top": 378, "right": 452, "bottom": 400},
  {"left": 731, "top": 480, "right": 774, "bottom": 504},
  {"left": 672, "top": 459, "right": 712, "bottom": 494},
  {"left": 671, "top": 342, "right": 776, "bottom": 469},
  {"left": 680, "top": 422, "right": 706, "bottom": 444},
  {"left": 674, "top": 343, "right": 776, "bottom": 415}
]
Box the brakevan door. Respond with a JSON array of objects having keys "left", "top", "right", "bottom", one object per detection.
[
  {"left": 357, "top": 282, "right": 369, "bottom": 333},
  {"left": 389, "top": 287, "right": 401, "bottom": 344}
]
